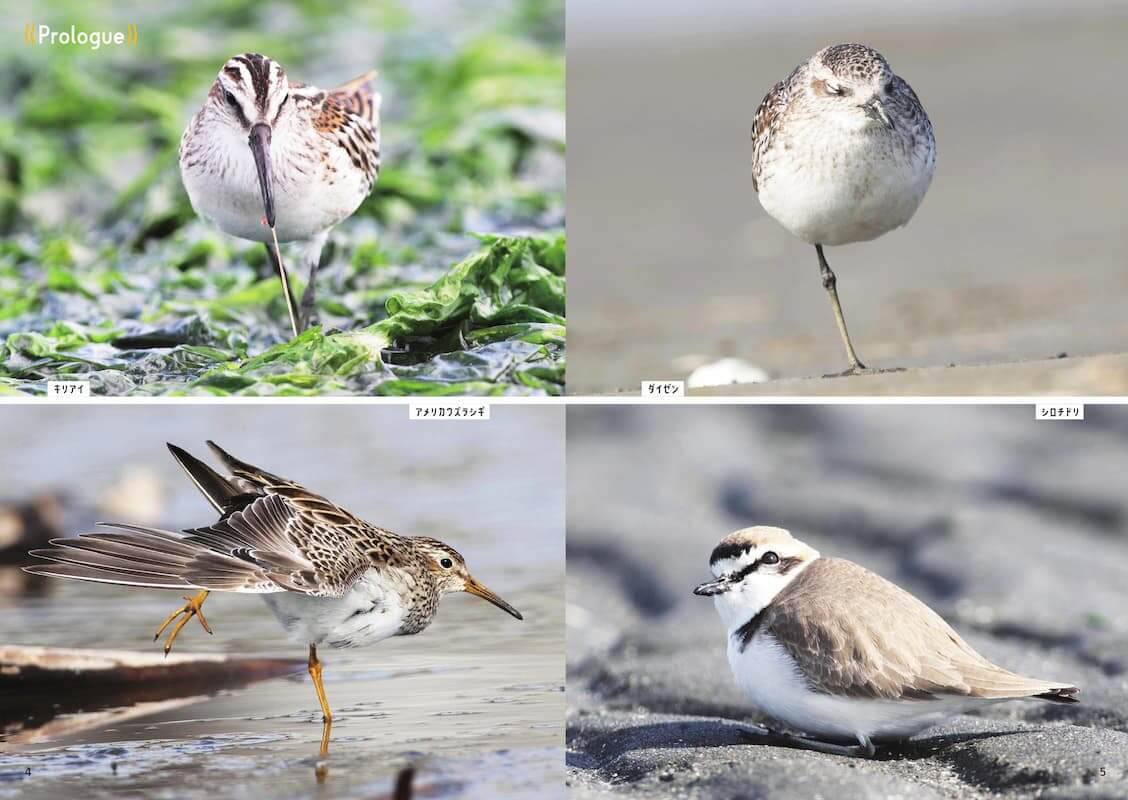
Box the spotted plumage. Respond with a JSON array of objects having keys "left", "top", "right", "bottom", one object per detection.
[
  {"left": 178, "top": 53, "right": 382, "bottom": 336},
  {"left": 749, "top": 44, "right": 936, "bottom": 374},
  {"left": 24, "top": 441, "right": 522, "bottom": 722}
]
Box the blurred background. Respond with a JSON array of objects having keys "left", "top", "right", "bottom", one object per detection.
[
  {"left": 0, "top": 0, "right": 565, "bottom": 396},
  {"left": 0, "top": 405, "right": 564, "bottom": 798},
  {"left": 567, "top": 405, "right": 1128, "bottom": 796},
  {"left": 567, "top": 0, "right": 1128, "bottom": 393}
]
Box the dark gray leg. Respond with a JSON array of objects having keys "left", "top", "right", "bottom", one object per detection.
[
  {"left": 816, "top": 244, "right": 866, "bottom": 373},
  {"left": 738, "top": 724, "right": 877, "bottom": 758},
  {"left": 297, "top": 232, "right": 329, "bottom": 332},
  {"left": 265, "top": 241, "right": 300, "bottom": 338},
  {"left": 298, "top": 261, "right": 319, "bottom": 332}
]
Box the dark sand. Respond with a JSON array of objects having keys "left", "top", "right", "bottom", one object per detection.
[{"left": 566, "top": 405, "right": 1128, "bottom": 797}]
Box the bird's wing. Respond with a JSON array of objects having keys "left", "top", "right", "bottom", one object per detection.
[
  {"left": 24, "top": 492, "right": 371, "bottom": 597},
  {"left": 327, "top": 69, "right": 380, "bottom": 124},
  {"left": 308, "top": 72, "right": 381, "bottom": 189},
  {"left": 26, "top": 443, "right": 383, "bottom": 597},
  {"left": 168, "top": 442, "right": 259, "bottom": 515},
  {"left": 750, "top": 66, "right": 797, "bottom": 192},
  {"left": 762, "top": 558, "right": 1077, "bottom": 701}
]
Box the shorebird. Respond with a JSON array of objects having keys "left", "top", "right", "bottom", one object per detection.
[
  {"left": 24, "top": 442, "right": 522, "bottom": 727},
  {"left": 179, "top": 53, "right": 381, "bottom": 337},
  {"left": 751, "top": 44, "right": 936, "bottom": 374},
  {"left": 694, "top": 527, "right": 1078, "bottom": 757}
]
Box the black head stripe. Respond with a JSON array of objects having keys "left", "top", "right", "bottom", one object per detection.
[
  {"left": 731, "top": 560, "right": 761, "bottom": 582},
  {"left": 234, "top": 53, "right": 274, "bottom": 112},
  {"left": 778, "top": 556, "right": 803, "bottom": 575},
  {"left": 730, "top": 554, "right": 804, "bottom": 583},
  {"left": 709, "top": 541, "right": 751, "bottom": 566}
]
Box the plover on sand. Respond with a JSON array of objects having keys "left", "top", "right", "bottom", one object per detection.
[
  {"left": 179, "top": 54, "right": 381, "bottom": 337},
  {"left": 752, "top": 44, "right": 935, "bottom": 374},
  {"left": 694, "top": 527, "right": 1078, "bottom": 757},
  {"left": 25, "top": 442, "right": 522, "bottom": 727}
]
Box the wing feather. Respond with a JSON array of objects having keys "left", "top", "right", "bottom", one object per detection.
[
  {"left": 763, "top": 559, "right": 1078, "bottom": 701},
  {"left": 25, "top": 443, "right": 391, "bottom": 601}
]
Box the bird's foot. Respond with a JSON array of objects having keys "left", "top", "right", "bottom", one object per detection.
[
  {"left": 737, "top": 725, "right": 877, "bottom": 758},
  {"left": 822, "top": 364, "right": 910, "bottom": 378},
  {"left": 822, "top": 363, "right": 869, "bottom": 378},
  {"left": 153, "top": 589, "right": 212, "bottom": 656}
]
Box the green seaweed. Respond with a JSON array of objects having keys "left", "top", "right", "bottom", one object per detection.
[{"left": 0, "top": 0, "right": 565, "bottom": 396}]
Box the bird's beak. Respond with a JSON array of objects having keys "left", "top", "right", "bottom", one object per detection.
[
  {"left": 860, "top": 97, "right": 894, "bottom": 130},
  {"left": 693, "top": 577, "right": 731, "bottom": 596},
  {"left": 464, "top": 576, "right": 523, "bottom": 620},
  {"left": 247, "top": 122, "right": 276, "bottom": 227}
]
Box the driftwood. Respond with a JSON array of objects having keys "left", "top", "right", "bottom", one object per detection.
[{"left": 0, "top": 645, "right": 303, "bottom": 745}]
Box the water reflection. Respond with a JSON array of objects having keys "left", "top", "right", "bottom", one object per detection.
[{"left": 0, "top": 405, "right": 564, "bottom": 799}]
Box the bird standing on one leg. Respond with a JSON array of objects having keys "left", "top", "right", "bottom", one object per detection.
[
  {"left": 751, "top": 44, "right": 936, "bottom": 374},
  {"left": 179, "top": 53, "right": 381, "bottom": 337},
  {"left": 24, "top": 441, "right": 523, "bottom": 751}
]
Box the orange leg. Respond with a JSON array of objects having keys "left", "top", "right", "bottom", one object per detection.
[
  {"left": 310, "top": 644, "right": 333, "bottom": 783},
  {"left": 153, "top": 590, "right": 212, "bottom": 656},
  {"left": 315, "top": 715, "right": 332, "bottom": 783},
  {"left": 308, "top": 643, "right": 333, "bottom": 722}
]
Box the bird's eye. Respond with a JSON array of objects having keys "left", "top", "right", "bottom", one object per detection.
[
  {"left": 224, "top": 89, "right": 238, "bottom": 107},
  {"left": 761, "top": 551, "right": 780, "bottom": 565},
  {"left": 824, "top": 82, "right": 845, "bottom": 96},
  {"left": 440, "top": 558, "right": 453, "bottom": 569}
]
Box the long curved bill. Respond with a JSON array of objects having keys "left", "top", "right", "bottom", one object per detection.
[
  {"left": 247, "top": 123, "right": 276, "bottom": 227},
  {"left": 465, "top": 577, "right": 523, "bottom": 620}
]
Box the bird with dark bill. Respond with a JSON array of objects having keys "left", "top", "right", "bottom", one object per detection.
[
  {"left": 695, "top": 526, "right": 1078, "bottom": 757},
  {"left": 179, "top": 53, "right": 381, "bottom": 336},
  {"left": 751, "top": 44, "right": 936, "bottom": 374}
]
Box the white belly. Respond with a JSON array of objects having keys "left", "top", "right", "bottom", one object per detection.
[
  {"left": 757, "top": 132, "right": 934, "bottom": 247},
  {"left": 180, "top": 129, "right": 369, "bottom": 244},
  {"left": 262, "top": 570, "right": 406, "bottom": 649},
  {"left": 728, "top": 632, "right": 971, "bottom": 743}
]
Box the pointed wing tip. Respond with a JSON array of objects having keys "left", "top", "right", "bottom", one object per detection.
[
  {"left": 205, "top": 440, "right": 229, "bottom": 461},
  {"left": 1035, "top": 686, "right": 1080, "bottom": 704}
]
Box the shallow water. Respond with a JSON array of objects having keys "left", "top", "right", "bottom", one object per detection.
[{"left": 0, "top": 405, "right": 565, "bottom": 798}]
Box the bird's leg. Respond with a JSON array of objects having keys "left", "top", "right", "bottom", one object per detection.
[
  {"left": 315, "top": 713, "right": 332, "bottom": 784},
  {"left": 297, "top": 231, "right": 329, "bottom": 332},
  {"left": 311, "top": 644, "right": 332, "bottom": 782},
  {"left": 737, "top": 724, "right": 877, "bottom": 758},
  {"left": 815, "top": 244, "right": 867, "bottom": 374},
  {"left": 308, "top": 643, "right": 333, "bottom": 723},
  {"left": 264, "top": 239, "right": 300, "bottom": 338},
  {"left": 785, "top": 733, "right": 876, "bottom": 758},
  {"left": 153, "top": 589, "right": 212, "bottom": 656},
  {"left": 393, "top": 766, "right": 415, "bottom": 800}
]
